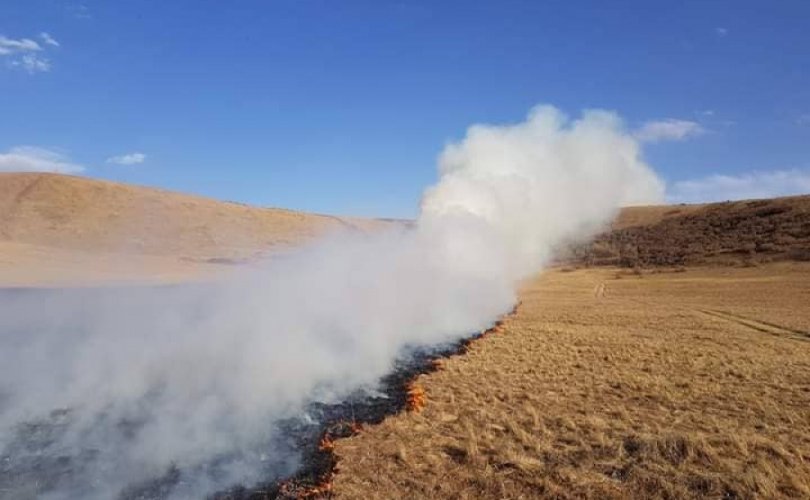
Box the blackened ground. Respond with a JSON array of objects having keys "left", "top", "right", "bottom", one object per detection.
[
  {"left": 213, "top": 318, "right": 512, "bottom": 500},
  {"left": 0, "top": 284, "right": 511, "bottom": 500}
]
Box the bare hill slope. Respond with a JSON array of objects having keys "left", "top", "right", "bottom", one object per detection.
[
  {"left": 609, "top": 203, "right": 707, "bottom": 230},
  {"left": 0, "top": 172, "right": 376, "bottom": 259},
  {"left": 0, "top": 173, "right": 391, "bottom": 285}
]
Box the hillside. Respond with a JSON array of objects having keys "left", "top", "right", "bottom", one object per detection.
[
  {"left": 0, "top": 173, "right": 387, "bottom": 258},
  {"left": 609, "top": 203, "right": 707, "bottom": 230},
  {"left": 0, "top": 173, "right": 390, "bottom": 285},
  {"left": 571, "top": 196, "right": 810, "bottom": 267},
  {"left": 3, "top": 173, "right": 809, "bottom": 285}
]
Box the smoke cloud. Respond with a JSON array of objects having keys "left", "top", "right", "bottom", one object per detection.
[{"left": 0, "top": 105, "right": 662, "bottom": 498}]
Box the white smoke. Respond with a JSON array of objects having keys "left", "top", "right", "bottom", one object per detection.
[{"left": 0, "top": 105, "right": 662, "bottom": 499}]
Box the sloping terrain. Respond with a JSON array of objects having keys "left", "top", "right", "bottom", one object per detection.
[
  {"left": 2, "top": 173, "right": 809, "bottom": 497},
  {"left": 609, "top": 203, "right": 706, "bottom": 231},
  {"left": 572, "top": 196, "right": 810, "bottom": 267},
  {"left": 333, "top": 263, "right": 810, "bottom": 499},
  {"left": 0, "top": 173, "right": 393, "bottom": 285},
  {"left": 5, "top": 173, "right": 807, "bottom": 285},
  {"left": 0, "top": 173, "right": 379, "bottom": 258}
]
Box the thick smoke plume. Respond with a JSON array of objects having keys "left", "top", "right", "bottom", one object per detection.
[{"left": 0, "top": 106, "right": 662, "bottom": 498}]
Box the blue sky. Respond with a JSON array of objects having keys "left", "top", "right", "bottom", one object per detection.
[{"left": 1, "top": 0, "right": 809, "bottom": 217}]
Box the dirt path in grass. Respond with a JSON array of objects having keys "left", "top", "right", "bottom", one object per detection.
[
  {"left": 697, "top": 309, "right": 810, "bottom": 342},
  {"left": 331, "top": 263, "right": 810, "bottom": 499}
]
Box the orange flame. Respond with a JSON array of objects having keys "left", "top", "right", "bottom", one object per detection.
[
  {"left": 279, "top": 473, "right": 335, "bottom": 498},
  {"left": 299, "top": 475, "right": 334, "bottom": 498},
  {"left": 318, "top": 435, "right": 335, "bottom": 452},
  {"left": 279, "top": 305, "right": 523, "bottom": 498},
  {"left": 406, "top": 382, "right": 427, "bottom": 412},
  {"left": 347, "top": 420, "right": 363, "bottom": 434}
]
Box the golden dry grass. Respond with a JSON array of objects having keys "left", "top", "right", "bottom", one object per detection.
[
  {"left": 610, "top": 204, "right": 706, "bottom": 230},
  {"left": 333, "top": 263, "right": 810, "bottom": 499},
  {"left": 0, "top": 172, "right": 388, "bottom": 257},
  {"left": 0, "top": 173, "right": 394, "bottom": 285}
]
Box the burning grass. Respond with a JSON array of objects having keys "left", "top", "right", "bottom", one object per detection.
[
  {"left": 213, "top": 307, "right": 523, "bottom": 499},
  {"left": 277, "top": 421, "right": 362, "bottom": 498},
  {"left": 331, "top": 262, "right": 810, "bottom": 499},
  {"left": 406, "top": 383, "right": 427, "bottom": 413},
  {"left": 278, "top": 307, "right": 523, "bottom": 498}
]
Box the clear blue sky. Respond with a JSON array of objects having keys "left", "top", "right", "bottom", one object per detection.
[{"left": 1, "top": 0, "right": 809, "bottom": 217}]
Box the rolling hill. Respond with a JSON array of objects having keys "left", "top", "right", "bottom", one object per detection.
[
  {"left": 0, "top": 173, "right": 390, "bottom": 285},
  {"left": 572, "top": 195, "right": 810, "bottom": 267},
  {"left": 2, "top": 172, "right": 809, "bottom": 285}
]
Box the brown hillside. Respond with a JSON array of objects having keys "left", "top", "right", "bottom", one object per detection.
[
  {"left": 0, "top": 173, "right": 389, "bottom": 286},
  {"left": 610, "top": 203, "right": 706, "bottom": 230},
  {"left": 572, "top": 196, "right": 810, "bottom": 267},
  {"left": 0, "top": 173, "right": 382, "bottom": 259}
]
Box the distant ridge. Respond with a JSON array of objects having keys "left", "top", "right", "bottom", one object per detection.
[
  {"left": 0, "top": 173, "right": 398, "bottom": 286},
  {"left": 0, "top": 172, "right": 386, "bottom": 260},
  {"left": 2, "top": 172, "right": 808, "bottom": 284}
]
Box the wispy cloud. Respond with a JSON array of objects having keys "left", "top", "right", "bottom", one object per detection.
[
  {"left": 716, "top": 27, "right": 729, "bottom": 37},
  {"left": 634, "top": 119, "right": 705, "bottom": 143},
  {"left": 0, "top": 146, "right": 85, "bottom": 174},
  {"left": 0, "top": 35, "right": 41, "bottom": 55},
  {"left": 1, "top": 33, "right": 58, "bottom": 74},
  {"left": 106, "top": 152, "right": 146, "bottom": 165},
  {"left": 67, "top": 4, "right": 92, "bottom": 20},
  {"left": 40, "top": 32, "right": 59, "bottom": 47},
  {"left": 668, "top": 169, "right": 810, "bottom": 203},
  {"left": 796, "top": 114, "right": 810, "bottom": 126},
  {"left": 9, "top": 54, "right": 51, "bottom": 73}
]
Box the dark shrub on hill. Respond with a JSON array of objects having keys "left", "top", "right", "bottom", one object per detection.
[{"left": 569, "top": 195, "right": 810, "bottom": 267}]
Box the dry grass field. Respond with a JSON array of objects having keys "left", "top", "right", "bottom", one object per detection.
[
  {"left": 3, "top": 174, "right": 809, "bottom": 497},
  {"left": 333, "top": 263, "right": 810, "bottom": 499},
  {"left": 3, "top": 173, "right": 806, "bottom": 285}
]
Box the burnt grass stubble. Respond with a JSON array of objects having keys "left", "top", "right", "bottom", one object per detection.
[
  {"left": 215, "top": 305, "right": 518, "bottom": 500},
  {"left": 0, "top": 302, "right": 516, "bottom": 500}
]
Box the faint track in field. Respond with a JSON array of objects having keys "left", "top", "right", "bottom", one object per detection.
[
  {"left": 697, "top": 308, "right": 810, "bottom": 343},
  {"left": 598, "top": 275, "right": 809, "bottom": 343}
]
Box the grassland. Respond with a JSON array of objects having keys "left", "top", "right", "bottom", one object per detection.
[
  {"left": 332, "top": 263, "right": 810, "bottom": 499},
  {"left": 3, "top": 173, "right": 807, "bottom": 285},
  {"left": 3, "top": 174, "right": 809, "bottom": 497},
  {"left": 0, "top": 173, "right": 393, "bottom": 286}
]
